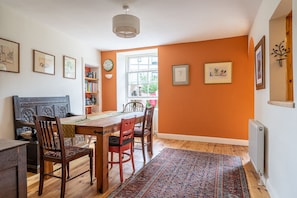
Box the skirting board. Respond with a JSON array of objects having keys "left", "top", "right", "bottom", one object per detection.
[{"left": 156, "top": 133, "right": 248, "bottom": 146}]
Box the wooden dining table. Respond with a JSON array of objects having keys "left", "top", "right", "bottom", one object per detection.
[{"left": 60, "top": 111, "right": 144, "bottom": 193}]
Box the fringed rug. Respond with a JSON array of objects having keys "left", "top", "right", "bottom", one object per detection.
[{"left": 108, "top": 148, "right": 250, "bottom": 198}]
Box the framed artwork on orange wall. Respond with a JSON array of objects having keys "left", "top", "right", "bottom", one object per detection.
[
  {"left": 204, "top": 62, "right": 232, "bottom": 84},
  {"left": 172, "top": 64, "right": 189, "bottom": 85}
]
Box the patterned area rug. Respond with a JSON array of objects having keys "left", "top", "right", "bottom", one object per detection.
[{"left": 108, "top": 148, "right": 250, "bottom": 198}]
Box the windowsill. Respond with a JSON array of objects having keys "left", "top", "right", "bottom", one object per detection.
[{"left": 267, "top": 100, "right": 295, "bottom": 108}]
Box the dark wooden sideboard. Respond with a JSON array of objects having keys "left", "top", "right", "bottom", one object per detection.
[{"left": 0, "top": 139, "right": 27, "bottom": 198}]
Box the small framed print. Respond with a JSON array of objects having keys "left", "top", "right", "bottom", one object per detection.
[
  {"left": 0, "top": 38, "right": 20, "bottom": 73},
  {"left": 172, "top": 64, "right": 189, "bottom": 85},
  {"left": 63, "top": 55, "right": 76, "bottom": 79},
  {"left": 204, "top": 62, "right": 232, "bottom": 84},
  {"left": 255, "top": 36, "right": 265, "bottom": 90},
  {"left": 33, "top": 50, "right": 55, "bottom": 75}
]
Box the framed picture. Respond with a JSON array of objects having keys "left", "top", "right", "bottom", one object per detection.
[
  {"left": 0, "top": 38, "right": 20, "bottom": 73},
  {"left": 63, "top": 55, "right": 76, "bottom": 79},
  {"left": 255, "top": 36, "right": 265, "bottom": 90},
  {"left": 172, "top": 64, "right": 189, "bottom": 85},
  {"left": 33, "top": 50, "right": 55, "bottom": 75},
  {"left": 204, "top": 62, "right": 232, "bottom": 84}
]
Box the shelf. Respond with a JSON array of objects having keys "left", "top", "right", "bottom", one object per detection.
[
  {"left": 85, "top": 77, "right": 98, "bottom": 81},
  {"left": 85, "top": 105, "right": 98, "bottom": 108},
  {"left": 85, "top": 91, "right": 97, "bottom": 94}
]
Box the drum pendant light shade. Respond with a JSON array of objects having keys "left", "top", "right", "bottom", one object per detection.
[{"left": 112, "top": 5, "right": 140, "bottom": 38}]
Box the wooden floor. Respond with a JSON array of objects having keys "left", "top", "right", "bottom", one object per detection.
[{"left": 27, "top": 136, "right": 270, "bottom": 198}]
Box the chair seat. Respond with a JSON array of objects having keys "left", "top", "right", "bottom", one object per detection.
[
  {"left": 134, "top": 127, "right": 150, "bottom": 137},
  {"left": 44, "top": 146, "right": 92, "bottom": 161},
  {"left": 109, "top": 136, "right": 134, "bottom": 146}
]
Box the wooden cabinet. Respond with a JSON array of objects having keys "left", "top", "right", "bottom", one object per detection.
[
  {"left": 0, "top": 139, "right": 27, "bottom": 198},
  {"left": 85, "top": 65, "right": 99, "bottom": 114}
]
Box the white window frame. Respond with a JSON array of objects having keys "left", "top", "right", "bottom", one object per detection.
[{"left": 116, "top": 48, "right": 158, "bottom": 111}]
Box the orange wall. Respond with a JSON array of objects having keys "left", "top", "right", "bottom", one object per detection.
[{"left": 101, "top": 36, "right": 254, "bottom": 140}]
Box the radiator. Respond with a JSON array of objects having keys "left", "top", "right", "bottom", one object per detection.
[{"left": 248, "top": 119, "right": 264, "bottom": 176}]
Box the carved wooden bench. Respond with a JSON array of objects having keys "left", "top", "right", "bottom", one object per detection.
[{"left": 12, "top": 95, "right": 89, "bottom": 173}]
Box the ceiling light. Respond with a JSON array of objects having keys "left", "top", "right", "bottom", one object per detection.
[{"left": 112, "top": 5, "right": 140, "bottom": 38}]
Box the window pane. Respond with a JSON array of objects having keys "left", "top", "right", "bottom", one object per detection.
[
  {"left": 129, "top": 58, "right": 139, "bottom": 65},
  {"left": 128, "top": 64, "right": 138, "bottom": 72},
  {"left": 139, "top": 64, "right": 148, "bottom": 71},
  {"left": 128, "top": 85, "right": 141, "bottom": 97},
  {"left": 138, "top": 57, "right": 149, "bottom": 64},
  {"left": 128, "top": 73, "right": 138, "bottom": 84},
  {"left": 139, "top": 72, "right": 148, "bottom": 84},
  {"left": 150, "top": 56, "right": 158, "bottom": 65}
]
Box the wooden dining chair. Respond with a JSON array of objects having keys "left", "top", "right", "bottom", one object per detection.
[
  {"left": 134, "top": 106, "right": 155, "bottom": 162},
  {"left": 122, "top": 101, "right": 145, "bottom": 112},
  {"left": 33, "top": 115, "right": 93, "bottom": 198},
  {"left": 109, "top": 117, "right": 136, "bottom": 182}
]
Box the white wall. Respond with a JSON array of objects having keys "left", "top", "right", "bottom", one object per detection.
[
  {"left": 249, "top": 0, "right": 297, "bottom": 197},
  {"left": 0, "top": 4, "right": 100, "bottom": 139}
]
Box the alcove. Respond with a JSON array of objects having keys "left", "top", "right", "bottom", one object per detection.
[{"left": 269, "top": 0, "right": 294, "bottom": 108}]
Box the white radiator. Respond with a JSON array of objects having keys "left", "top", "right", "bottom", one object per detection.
[{"left": 248, "top": 119, "right": 264, "bottom": 176}]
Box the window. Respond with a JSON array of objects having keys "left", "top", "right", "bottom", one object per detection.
[
  {"left": 126, "top": 54, "right": 158, "bottom": 107},
  {"left": 116, "top": 48, "right": 158, "bottom": 111}
]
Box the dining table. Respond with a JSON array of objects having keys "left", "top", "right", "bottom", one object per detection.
[{"left": 60, "top": 111, "right": 144, "bottom": 193}]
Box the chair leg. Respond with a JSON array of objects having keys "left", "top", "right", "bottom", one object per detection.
[
  {"left": 141, "top": 137, "right": 146, "bottom": 162},
  {"left": 110, "top": 151, "right": 114, "bottom": 169},
  {"left": 67, "top": 163, "right": 70, "bottom": 179},
  {"left": 61, "top": 164, "right": 67, "bottom": 198},
  {"left": 148, "top": 134, "right": 153, "bottom": 155},
  {"left": 130, "top": 147, "right": 135, "bottom": 173},
  {"left": 90, "top": 153, "right": 93, "bottom": 185},
  {"left": 119, "top": 151, "right": 123, "bottom": 183},
  {"left": 38, "top": 159, "right": 45, "bottom": 195}
]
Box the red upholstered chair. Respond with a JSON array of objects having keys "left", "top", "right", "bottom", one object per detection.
[
  {"left": 33, "top": 115, "right": 93, "bottom": 198},
  {"left": 134, "top": 106, "right": 155, "bottom": 162},
  {"left": 109, "top": 117, "right": 136, "bottom": 182}
]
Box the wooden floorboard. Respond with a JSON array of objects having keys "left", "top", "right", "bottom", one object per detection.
[{"left": 26, "top": 136, "right": 270, "bottom": 198}]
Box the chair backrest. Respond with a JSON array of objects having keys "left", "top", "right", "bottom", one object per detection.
[
  {"left": 142, "top": 106, "right": 155, "bottom": 132},
  {"left": 33, "top": 115, "right": 65, "bottom": 158},
  {"left": 123, "top": 101, "right": 144, "bottom": 112},
  {"left": 119, "top": 117, "right": 136, "bottom": 145}
]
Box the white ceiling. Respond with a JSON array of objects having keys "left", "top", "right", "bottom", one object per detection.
[{"left": 0, "top": 0, "right": 263, "bottom": 51}]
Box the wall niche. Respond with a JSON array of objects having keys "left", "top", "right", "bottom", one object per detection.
[{"left": 269, "top": 0, "right": 294, "bottom": 108}]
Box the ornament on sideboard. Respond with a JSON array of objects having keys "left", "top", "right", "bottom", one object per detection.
[{"left": 270, "top": 40, "right": 290, "bottom": 67}]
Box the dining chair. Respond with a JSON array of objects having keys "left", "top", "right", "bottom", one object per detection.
[
  {"left": 122, "top": 101, "right": 144, "bottom": 112},
  {"left": 134, "top": 106, "right": 155, "bottom": 162},
  {"left": 109, "top": 117, "right": 136, "bottom": 182},
  {"left": 33, "top": 115, "right": 93, "bottom": 198}
]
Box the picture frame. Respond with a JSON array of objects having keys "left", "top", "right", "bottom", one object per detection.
[
  {"left": 63, "top": 55, "right": 76, "bottom": 79},
  {"left": 33, "top": 50, "right": 55, "bottom": 75},
  {"left": 204, "top": 62, "right": 232, "bottom": 84},
  {"left": 172, "top": 64, "right": 189, "bottom": 85},
  {"left": 0, "top": 38, "right": 20, "bottom": 73},
  {"left": 255, "top": 36, "right": 265, "bottom": 90}
]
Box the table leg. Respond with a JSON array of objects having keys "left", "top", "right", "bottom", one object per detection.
[{"left": 95, "top": 133, "right": 109, "bottom": 193}]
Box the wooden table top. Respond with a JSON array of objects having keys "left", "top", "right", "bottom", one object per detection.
[{"left": 61, "top": 111, "right": 144, "bottom": 135}]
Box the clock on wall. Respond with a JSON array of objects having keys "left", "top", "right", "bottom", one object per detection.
[{"left": 103, "top": 59, "right": 114, "bottom": 72}]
